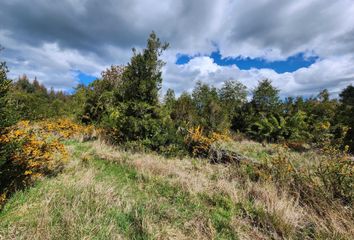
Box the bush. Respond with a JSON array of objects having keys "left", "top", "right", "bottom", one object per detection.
[
  {"left": 184, "top": 126, "right": 231, "bottom": 157},
  {"left": 255, "top": 145, "right": 354, "bottom": 206},
  {"left": 0, "top": 118, "right": 94, "bottom": 207},
  {"left": 0, "top": 120, "right": 68, "bottom": 205},
  {"left": 317, "top": 146, "right": 354, "bottom": 204},
  {"left": 41, "top": 118, "right": 95, "bottom": 140}
]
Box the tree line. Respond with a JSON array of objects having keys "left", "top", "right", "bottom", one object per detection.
[{"left": 1, "top": 33, "right": 353, "bottom": 156}]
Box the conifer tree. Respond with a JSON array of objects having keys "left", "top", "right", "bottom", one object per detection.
[
  {"left": 0, "top": 47, "right": 11, "bottom": 130},
  {"left": 252, "top": 79, "right": 281, "bottom": 114},
  {"left": 339, "top": 85, "right": 354, "bottom": 152},
  {"left": 106, "top": 32, "right": 169, "bottom": 148}
]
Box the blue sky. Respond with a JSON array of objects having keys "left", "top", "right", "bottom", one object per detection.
[
  {"left": 176, "top": 51, "right": 319, "bottom": 74},
  {"left": 1, "top": 0, "right": 353, "bottom": 96},
  {"left": 76, "top": 51, "right": 319, "bottom": 87},
  {"left": 76, "top": 71, "right": 97, "bottom": 86}
]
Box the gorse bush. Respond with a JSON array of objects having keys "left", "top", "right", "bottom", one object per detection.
[
  {"left": 317, "top": 145, "right": 354, "bottom": 204},
  {"left": 0, "top": 118, "right": 93, "bottom": 207},
  {"left": 41, "top": 118, "right": 95, "bottom": 140},
  {"left": 0, "top": 120, "right": 68, "bottom": 179},
  {"left": 254, "top": 145, "right": 354, "bottom": 206},
  {"left": 184, "top": 126, "right": 231, "bottom": 157}
]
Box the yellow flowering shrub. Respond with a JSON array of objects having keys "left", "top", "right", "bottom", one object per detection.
[
  {"left": 0, "top": 120, "right": 69, "bottom": 181},
  {"left": 255, "top": 145, "right": 354, "bottom": 205},
  {"left": 0, "top": 118, "right": 95, "bottom": 208},
  {"left": 317, "top": 145, "right": 354, "bottom": 204},
  {"left": 185, "top": 126, "right": 231, "bottom": 157},
  {"left": 41, "top": 118, "right": 95, "bottom": 140}
]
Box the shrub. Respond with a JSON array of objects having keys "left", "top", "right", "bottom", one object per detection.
[
  {"left": 184, "top": 126, "right": 231, "bottom": 157},
  {"left": 317, "top": 146, "right": 354, "bottom": 204},
  {"left": 41, "top": 118, "right": 95, "bottom": 140},
  {"left": 0, "top": 118, "right": 94, "bottom": 207},
  {"left": 0, "top": 121, "right": 68, "bottom": 183},
  {"left": 255, "top": 145, "right": 354, "bottom": 206}
]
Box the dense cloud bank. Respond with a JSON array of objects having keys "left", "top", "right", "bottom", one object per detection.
[{"left": 0, "top": 0, "right": 353, "bottom": 95}]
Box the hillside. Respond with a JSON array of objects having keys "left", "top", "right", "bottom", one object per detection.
[{"left": 1, "top": 135, "right": 353, "bottom": 239}]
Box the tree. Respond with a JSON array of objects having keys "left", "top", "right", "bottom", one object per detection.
[
  {"left": 80, "top": 65, "right": 124, "bottom": 123},
  {"left": 104, "top": 32, "right": 170, "bottom": 149},
  {"left": 339, "top": 85, "right": 354, "bottom": 107},
  {"left": 0, "top": 47, "right": 11, "bottom": 129},
  {"left": 171, "top": 92, "right": 197, "bottom": 127},
  {"left": 101, "top": 65, "right": 125, "bottom": 89},
  {"left": 163, "top": 88, "right": 176, "bottom": 113},
  {"left": 119, "top": 31, "right": 168, "bottom": 105},
  {"left": 318, "top": 89, "right": 330, "bottom": 102},
  {"left": 219, "top": 80, "right": 247, "bottom": 109},
  {"left": 192, "top": 81, "right": 229, "bottom": 133},
  {"left": 251, "top": 79, "right": 281, "bottom": 114},
  {"left": 0, "top": 47, "right": 12, "bottom": 167},
  {"left": 338, "top": 85, "right": 354, "bottom": 152},
  {"left": 219, "top": 80, "right": 247, "bottom": 130}
]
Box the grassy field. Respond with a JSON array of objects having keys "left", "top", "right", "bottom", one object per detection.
[{"left": 0, "top": 139, "right": 353, "bottom": 239}]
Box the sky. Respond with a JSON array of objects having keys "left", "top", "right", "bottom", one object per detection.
[{"left": 0, "top": 0, "right": 354, "bottom": 97}]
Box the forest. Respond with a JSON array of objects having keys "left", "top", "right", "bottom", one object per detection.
[{"left": 0, "top": 33, "right": 353, "bottom": 239}]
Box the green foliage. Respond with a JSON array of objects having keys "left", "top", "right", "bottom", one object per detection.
[
  {"left": 104, "top": 102, "right": 163, "bottom": 146},
  {"left": 101, "top": 32, "right": 178, "bottom": 152},
  {"left": 192, "top": 81, "right": 230, "bottom": 133},
  {"left": 252, "top": 79, "right": 281, "bottom": 114},
  {"left": 0, "top": 48, "right": 12, "bottom": 168},
  {"left": 119, "top": 31, "right": 168, "bottom": 105},
  {"left": 219, "top": 79, "right": 247, "bottom": 124},
  {"left": 248, "top": 113, "right": 287, "bottom": 142},
  {"left": 162, "top": 88, "right": 176, "bottom": 114},
  {"left": 338, "top": 85, "right": 354, "bottom": 152},
  {"left": 317, "top": 149, "right": 354, "bottom": 204},
  {"left": 81, "top": 65, "right": 124, "bottom": 124},
  {"left": 5, "top": 75, "right": 73, "bottom": 121},
  {"left": 0, "top": 48, "right": 11, "bottom": 130},
  {"left": 285, "top": 110, "right": 311, "bottom": 140},
  {"left": 170, "top": 92, "right": 197, "bottom": 128}
]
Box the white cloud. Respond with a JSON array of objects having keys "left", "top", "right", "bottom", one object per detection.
[
  {"left": 162, "top": 54, "right": 354, "bottom": 98},
  {"left": 0, "top": 0, "right": 353, "bottom": 95}
]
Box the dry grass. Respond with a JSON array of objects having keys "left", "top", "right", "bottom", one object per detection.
[
  {"left": 1, "top": 139, "right": 353, "bottom": 239},
  {"left": 91, "top": 139, "right": 354, "bottom": 239},
  {"left": 0, "top": 166, "right": 125, "bottom": 240}
]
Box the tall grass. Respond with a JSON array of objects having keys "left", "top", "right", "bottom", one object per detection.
[{"left": 0, "top": 139, "right": 353, "bottom": 239}]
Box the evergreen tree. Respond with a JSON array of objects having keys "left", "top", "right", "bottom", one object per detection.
[
  {"left": 339, "top": 85, "right": 354, "bottom": 152},
  {"left": 0, "top": 47, "right": 11, "bottom": 130},
  {"left": 119, "top": 32, "right": 168, "bottom": 105},
  {"left": 171, "top": 92, "right": 197, "bottom": 127},
  {"left": 252, "top": 79, "right": 281, "bottom": 114},
  {"left": 163, "top": 88, "right": 176, "bottom": 114},
  {"left": 0, "top": 47, "right": 11, "bottom": 167},
  {"left": 219, "top": 80, "right": 247, "bottom": 110},
  {"left": 219, "top": 80, "right": 247, "bottom": 130},
  {"left": 192, "top": 81, "right": 229, "bottom": 132},
  {"left": 105, "top": 32, "right": 170, "bottom": 149}
]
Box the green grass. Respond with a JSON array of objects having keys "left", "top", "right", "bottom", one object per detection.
[
  {"left": 0, "top": 140, "right": 353, "bottom": 239},
  {"left": 0, "top": 141, "right": 242, "bottom": 239}
]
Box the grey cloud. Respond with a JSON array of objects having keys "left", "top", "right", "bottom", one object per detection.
[
  {"left": 222, "top": 0, "right": 354, "bottom": 59},
  {"left": 0, "top": 0, "right": 353, "bottom": 95}
]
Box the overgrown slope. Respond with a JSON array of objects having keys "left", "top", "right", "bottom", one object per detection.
[{"left": 0, "top": 139, "right": 353, "bottom": 240}]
